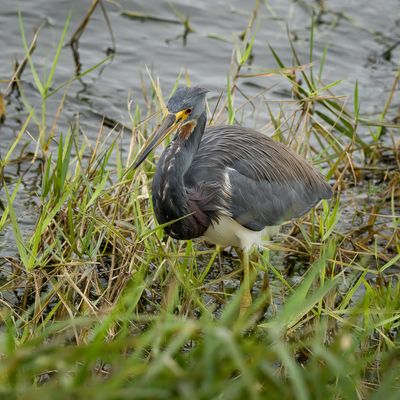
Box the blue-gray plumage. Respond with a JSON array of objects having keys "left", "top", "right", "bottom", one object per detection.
[{"left": 133, "top": 86, "right": 333, "bottom": 312}]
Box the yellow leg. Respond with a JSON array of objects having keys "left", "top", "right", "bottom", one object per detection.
[
  {"left": 262, "top": 247, "right": 270, "bottom": 292},
  {"left": 240, "top": 250, "right": 252, "bottom": 315},
  {"left": 261, "top": 248, "right": 272, "bottom": 312}
]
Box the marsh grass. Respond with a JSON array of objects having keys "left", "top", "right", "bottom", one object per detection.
[{"left": 0, "top": 4, "right": 399, "bottom": 399}]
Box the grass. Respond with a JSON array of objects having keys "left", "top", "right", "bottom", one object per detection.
[{"left": 1, "top": 3, "right": 399, "bottom": 399}]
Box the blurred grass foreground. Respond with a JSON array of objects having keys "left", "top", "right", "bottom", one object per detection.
[{"left": 0, "top": 1, "right": 399, "bottom": 399}]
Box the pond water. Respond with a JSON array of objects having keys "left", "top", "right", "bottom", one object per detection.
[
  {"left": 1, "top": 0, "right": 399, "bottom": 138},
  {"left": 0, "top": 0, "right": 399, "bottom": 257}
]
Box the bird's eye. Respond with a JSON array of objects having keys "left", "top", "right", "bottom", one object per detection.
[{"left": 186, "top": 108, "right": 192, "bottom": 115}]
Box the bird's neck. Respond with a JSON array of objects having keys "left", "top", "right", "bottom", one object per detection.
[{"left": 152, "top": 112, "right": 206, "bottom": 223}]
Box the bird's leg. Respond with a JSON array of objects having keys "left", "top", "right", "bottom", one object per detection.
[
  {"left": 262, "top": 268, "right": 270, "bottom": 292},
  {"left": 261, "top": 247, "right": 272, "bottom": 311},
  {"left": 240, "top": 249, "right": 252, "bottom": 314},
  {"left": 261, "top": 247, "right": 270, "bottom": 290}
]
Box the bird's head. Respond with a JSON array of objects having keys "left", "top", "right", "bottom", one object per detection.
[
  {"left": 167, "top": 86, "right": 208, "bottom": 123},
  {"left": 132, "top": 86, "right": 208, "bottom": 169}
]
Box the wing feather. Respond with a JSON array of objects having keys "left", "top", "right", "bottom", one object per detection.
[{"left": 184, "top": 125, "right": 332, "bottom": 231}]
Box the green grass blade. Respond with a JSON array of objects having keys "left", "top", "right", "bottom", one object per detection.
[
  {"left": 45, "top": 13, "right": 71, "bottom": 90},
  {"left": 18, "top": 9, "right": 44, "bottom": 96}
]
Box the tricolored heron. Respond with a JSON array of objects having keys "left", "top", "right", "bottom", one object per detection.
[{"left": 133, "top": 86, "right": 332, "bottom": 312}]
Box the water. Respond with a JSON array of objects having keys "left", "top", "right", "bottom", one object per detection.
[
  {"left": 0, "top": 0, "right": 399, "bottom": 256},
  {"left": 1, "top": 0, "right": 399, "bottom": 139}
]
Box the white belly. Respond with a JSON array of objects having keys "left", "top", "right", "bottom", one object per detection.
[{"left": 202, "top": 215, "right": 280, "bottom": 251}]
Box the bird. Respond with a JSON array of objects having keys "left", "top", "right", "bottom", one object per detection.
[{"left": 132, "top": 86, "right": 333, "bottom": 313}]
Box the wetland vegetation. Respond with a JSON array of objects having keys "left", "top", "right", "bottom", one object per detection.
[{"left": 0, "top": 1, "right": 399, "bottom": 398}]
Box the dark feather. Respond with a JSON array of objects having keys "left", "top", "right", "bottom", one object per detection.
[{"left": 185, "top": 125, "right": 332, "bottom": 231}]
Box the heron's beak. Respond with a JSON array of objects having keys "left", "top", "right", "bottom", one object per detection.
[{"left": 132, "top": 112, "right": 185, "bottom": 170}]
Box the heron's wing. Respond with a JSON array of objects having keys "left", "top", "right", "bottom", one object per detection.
[
  {"left": 185, "top": 125, "right": 332, "bottom": 231},
  {"left": 225, "top": 164, "right": 325, "bottom": 230}
]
